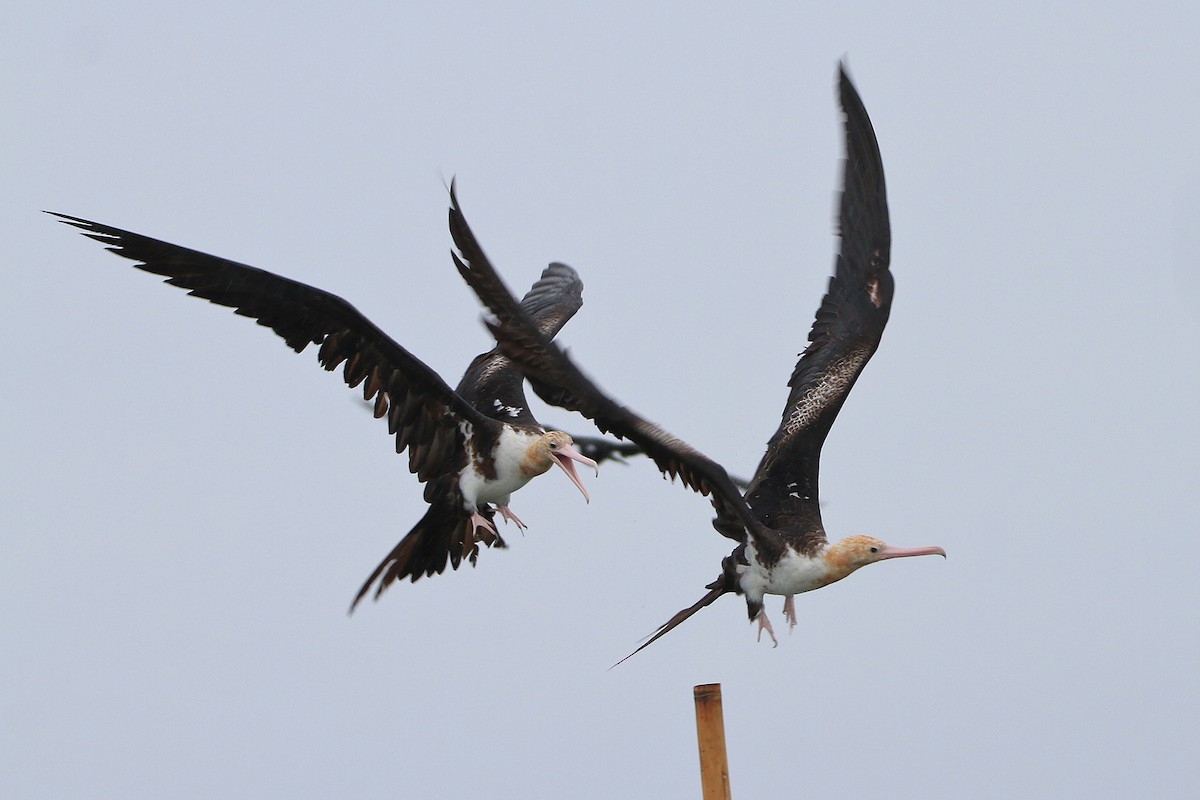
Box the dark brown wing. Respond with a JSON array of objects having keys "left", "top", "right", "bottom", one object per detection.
[
  {"left": 49, "top": 212, "right": 496, "bottom": 484},
  {"left": 446, "top": 184, "right": 779, "bottom": 559},
  {"left": 541, "top": 429, "right": 641, "bottom": 464},
  {"left": 466, "top": 261, "right": 673, "bottom": 475},
  {"left": 743, "top": 64, "right": 893, "bottom": 553},
  {"left": 520, "top": 262, "right": 584, "bottom": 340},
  {"left": 551, "top": 429, "right": 748, "bottom": 487},
  {"left": 455, "top": 262, "right": 583, "bottom": 426}
]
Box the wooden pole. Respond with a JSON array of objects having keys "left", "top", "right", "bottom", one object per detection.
[{"left": 693, "top": 683, "right": 732, "bottom": 800}]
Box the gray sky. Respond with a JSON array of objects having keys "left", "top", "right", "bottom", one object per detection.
[{"left": 5, "top": 3, "right": 1199, "bottom": 798}]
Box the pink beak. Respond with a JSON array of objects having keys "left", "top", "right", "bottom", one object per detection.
[
  {"left": 877, "top": 545, "right": 947, "bottom": 560},
  {"left": 552, "top": 446, "right": 599, "bottom": 503}
]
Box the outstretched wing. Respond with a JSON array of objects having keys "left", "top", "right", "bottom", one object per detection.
[
  {"left": 743, "top": 64, "right": 892, "bottom": 553},
  {"left": 446, "top": 185, "right": 778, "bottom": 559},
  {"left": 551, "top": 429, "right": 749, "bottom": 487},
  {"left": 456, "top": 262, "right": 583, "bottom": 426},
  {"left": 546, "top": 430, "right": 643, "bottom": 465},
  {"left": 49, "top": 212, "right": 494, "bottom": 484}
]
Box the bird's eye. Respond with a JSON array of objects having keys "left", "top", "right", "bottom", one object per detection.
[{"left": 869, "top": 546, "right": 879, "bottom": 553}]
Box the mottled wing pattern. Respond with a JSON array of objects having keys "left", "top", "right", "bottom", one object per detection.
[
  {"left": 456, "top": 262, "right": 583, "bottom": 427},
  {"left": 49, "top": 212, "right": 492, "bottom": 484},
  {"left": 744, "top": 65, "right": 892, "bottom": 553},
  {"left": 447, "top": 186, "right": 779, "bottom": 558}
]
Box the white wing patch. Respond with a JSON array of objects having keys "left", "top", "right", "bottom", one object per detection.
[
  {"left": 492, "top": 398, "right": 523, "bottom": 418},
  {"left": 782, "top": 348, "right": 870, "bottom": 437}
]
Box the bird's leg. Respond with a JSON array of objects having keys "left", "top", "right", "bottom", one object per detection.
[
  {"left": 754, "top": 609, "right": 779, "bottom": 647},
  {"left": 783, "top": 595, "right": 798, "bottom": 631},
  {"left": 470, "top": 510, "right": 497, "bottom": 539},
  {"left": 497, "top": 505, "right": 527, "bottom": 531}
]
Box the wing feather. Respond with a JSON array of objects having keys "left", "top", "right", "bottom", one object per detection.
[
  {"left": 455, "top": 262, "right": 583, "bottom": 425},
  {"left": 744, "top": 64, "right": 892, "bottom": 551},
  {"left": 446, "top": 185, "right": 779, "bottom": 558},
  {"left": 49, "top": 212, "right": 494, "bottom": 484}
]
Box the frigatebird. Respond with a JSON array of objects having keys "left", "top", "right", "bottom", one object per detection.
[
  {"left": 448, "top": 64, "right": 944, "bottom": 660},
  {"left": 47, "top": 214, "right": 600, "bottom": 608},
  {"left": 355, "top": 399, "right": 647, "bottom": 469}
]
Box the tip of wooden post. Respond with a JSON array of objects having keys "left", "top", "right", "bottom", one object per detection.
[{"left": 693, "top": 682, "right": 730, "bottom": 799}]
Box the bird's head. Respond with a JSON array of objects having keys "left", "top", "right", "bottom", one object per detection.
[
  {"left": 528, "top": 431, "right": 599, "bottom": 502},
  {"left": 823, "top": 534, "right": 946, "bottom": 582}
]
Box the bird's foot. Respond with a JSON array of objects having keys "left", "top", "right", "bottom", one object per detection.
[
  {"left": 470, "top": 511, "right": 497, "bottom": 538},
  {"left": 497, "top": 505, "right": 528, "bottom": 531},
  {"left": 783, "top": 595, "right": 798, "bottom": 631},
  {"left": 754, "top": 609, "right": 779, "bottom": 648}
]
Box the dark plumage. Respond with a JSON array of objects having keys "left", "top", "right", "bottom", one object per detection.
[
  {"left": 449, "top": 64, "right": 944, "bottom": 662},
  {"left": 48, "top": 214, "right": 598, "bottom": 609}
]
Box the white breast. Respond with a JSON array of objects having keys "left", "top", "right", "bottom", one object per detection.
[
  {"left": 458, "top": 426, "right": 541, "bottom": 511},
  {"left": 739, "top": 541, "right": 834, "bottom": 601}
]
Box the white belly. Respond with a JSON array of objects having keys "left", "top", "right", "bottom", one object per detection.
[
  {"left": 458, "top": 426, "right": 541, "bottom": 510},
  {"left": 738, "top": 542, "right": 833, "bottom": 601}
]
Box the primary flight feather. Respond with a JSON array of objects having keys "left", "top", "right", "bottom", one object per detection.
[
  {"left": 448, "top": 64, "right": 945, "bottom": 662},
  {"left": 48, "top": 212, "right": 605, "bottom": 608}
]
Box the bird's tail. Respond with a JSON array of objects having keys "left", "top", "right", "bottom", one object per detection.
[
  {"left": 611, "top": 573, "right": 735, "bottom": 668},
  {"left": 348, "top": 500, "right": 503, "bottom": 613}
]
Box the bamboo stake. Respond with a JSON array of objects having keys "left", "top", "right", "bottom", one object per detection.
[{"left": 693, "top": 683, "right": 732, "bottom": 800}]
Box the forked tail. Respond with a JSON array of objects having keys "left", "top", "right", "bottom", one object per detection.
[
  {"left": 348, "top": 500, "right": 502, "bottom": 613},
  {"left": 611, "top": 575, "right": 735, "bottom": 668}
]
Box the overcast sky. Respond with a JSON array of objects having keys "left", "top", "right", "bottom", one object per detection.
[{"left": 4, "top": 3, "right": 1199, "bottom": 798}]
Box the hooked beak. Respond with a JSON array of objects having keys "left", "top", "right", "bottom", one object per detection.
[
  {"left": 552, "top": 445, "right": 599, "bottom": 503},
  {"left": 877, "top": 545, "right": 946, "bottom": 560}
]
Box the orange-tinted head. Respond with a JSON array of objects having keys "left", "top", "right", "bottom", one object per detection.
[
  {"left": 824, "top": 534, "right": 946, "bottom": 582},
  {"left": 526, "top": 431, "right": 599, "bottom": 501}
]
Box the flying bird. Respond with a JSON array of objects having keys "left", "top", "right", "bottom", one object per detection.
[
  {"left": 355, "top": 399, "right": 652, "bottom": 469},
  {"left": 448, "top": 64, "right": 944, "bottom": 662},
  {"left": 48, "top": 213, "right": 599, "bottom": 608}
]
